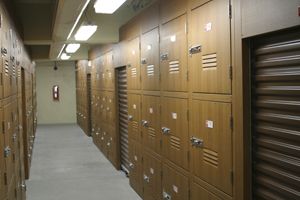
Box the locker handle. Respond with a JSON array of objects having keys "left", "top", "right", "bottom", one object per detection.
[
  {"left": 129, "top": 163, "right": 134, "bottom": 169},
  {"left": 128, "top": 115, "right": 133, "bottom": 121},
  {"left": 190, "top": 136, "right": 204, "bottom": 148},
  {"left": 143, "top": 174, "right": 150, "bottom": 183},
  {"left": 13, "top": 134, "right": 17, "bottom": 142},
  {"left": 141, "top": 120, "right": 149, "bottom": 127},
  {"left": 189, "top": 45, "right": 202, "bottom": 56},
  {"left": 21, "top": 183, "right": 27, "bottom": 191},
  {"left": 160, "top": 53, "right": 169, "bottom": 61},
  {"left": 4, "top": 146, "right": 11, "bottom": 157},
  {"left": 161, "top": 127, "right": 171, "bottom": 135},
  {"left": 163, "top": 191, "right": 172, "bottom": 200},
  {"left": 141, "top": 58, "right": 147, "bottom": 64}
]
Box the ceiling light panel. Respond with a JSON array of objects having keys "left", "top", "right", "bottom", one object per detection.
[
  {"left": 61, "top": 53, "right": 71, "bottom": 60},
  {"left": 94, "top": 0, "right": 127, "bottom": 14},
  {"left": 74, "top": 24, "right": 98, "bottom": 41},
  {"left": 66, "top": 43, "right": 81, "bottom": 53}
]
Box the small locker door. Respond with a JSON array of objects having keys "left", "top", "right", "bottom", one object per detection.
[
  {"left": 191, "top": 182, "right": 221, "bottom": 200},
  {"left": 128, "top": 94, "right": 141, "bottom": 142},
  {"left": 127, "top": 37, "right": 141, "bottom": 90},
  {"left": 161, "top": 97, "right": 189, "bottom": 170},
  {"left": 160, "top": 15, "right": 188, "bottom": 92},
  {"left": 106, "top": 92, "right": 116, "bottom": 124},
  {"left": 190, "top": 100, "right": 232, "bottom": 195},
  {"left": 129, "top": 141, "right": 143, "bottom": 197},
  {"left": 105, "top": 52, "right": 115, "bottom": 90},
  {"left": 141, "top": 95, "right": 161, "bottom": 155},
  {"left": 99, "top": 93, "right": 107, "bottom": 123},
  {"left": 141, "top": 28, "right": 160, "bottom": 91},
  {"left": 0, "top": 108, "right": 6, "bottom": 200},
  {"left": 2, "top": 14, "right": 11, "bottom": 98},
  {"left": 143, "top": 151, "right": 162, "bottom": 200},
  {"left": 162, "top": 164, "right": 189, "bottom": 200},
  {"left": 98, "top": 57, "right": 105, "bottom": 90},
  {"left": 189, "top": 0, "right": 231, "bottom": 94}
]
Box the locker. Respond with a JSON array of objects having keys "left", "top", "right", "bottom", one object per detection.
[
  {"left": 189, "top": 0, "right": 231, "bottom": 94},
  {"left": 161, "top": 97, "right": 189, "bottom": 170},
  {"left": 0, "top": 108, "right": 6, "bottom": 200},
  {"left": 128, "top": 94, "right": 141, "bottom": 142},
  {"left": 141, "top": 95, "right": 161, "bottom": 155},
  {"left": 129, "top": 140, "right": 143, "bottom": 197},
  {"left": 104, "top": 52, "right": 115, "bottom": 90},
  {"left": 160, "top": 14, "right": 188, "bottom": 92},
  {"left": 99, "top": 93, "right": 107, "bottom": 123},
  {"left": 141, "top": 28, "right": 160, "bottom": 91},
  {"left": 106, "top": 92, "right": 116, "bottom": 124},
  {"left": 127, "top": 37, "right": 140, "bottom": 90},
  {"left": 191, "top": 182, "right": 221, "bottom": 200},
  {"left": 162, "top": 164, "right": 189, "bottom": 200},
  {"left": 190, "top": 100, "right": 232, "bottom": 195},
  {"left": 143, "top": 151, "right": 162, "bottom": 200}
]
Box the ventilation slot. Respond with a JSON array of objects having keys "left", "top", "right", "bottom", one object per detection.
[
  {"left": 203, "top": 149, "right": 219, "bottom": 167},
  {"left": 131, "top": 68, "right": 137, "bottom": 78},
  {"left": 169, "top": 60, "right": 180, "bottom": 74},
  {"left": 202, "top": 53, "right": 217, "bottom": 68},
  {"left": 147, "top": 127, "right": 156, "bottom": 138},
  {"left": 170, "top": 136, "right": 181, "bottom": 150},
  {"left": 4, "top": 60, "right": 9, "bottom": 76},
  {"left": 147, "top": 65, "right": 154, "bottom": 76}
]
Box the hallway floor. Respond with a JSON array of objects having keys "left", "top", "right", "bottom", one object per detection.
[{"left": 27, "top": 124, "right": 141, "bottom": 200}]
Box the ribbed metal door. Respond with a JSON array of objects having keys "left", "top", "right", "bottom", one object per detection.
[
  {"left": 117, "top": 66, "right": 130, "bottom": 173},
  {"left": 251, "top": 29, "right": 300, "bottom": 200}
]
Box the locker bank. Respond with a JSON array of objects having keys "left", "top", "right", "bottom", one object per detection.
[{"left": 0, "top": 0, "right": 299, "bottom": 200}]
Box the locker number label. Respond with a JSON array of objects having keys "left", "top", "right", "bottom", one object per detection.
[
  {"left": 133, "top": 104, "right": 137, "bottom": 109},
  {"left": 173, "top": 185, "right": 178, "bottom": 193},
  {"left": 150, "top": 168, "right": 154, "bottom": 174},
  {"left": 149, "top": 107, "right": 153, "bottom": 114},
  {"left": 206, "top": 120, "right": 214, "bottom": 128},
  {"left": 172, "top": 112, "right": 177, "bottom": 119},
  {"left": 134, "top": 156, "right": 138, "bottom": 161},
  {"left": 205, "top": 22, "right": 212, "bottom": 32}
]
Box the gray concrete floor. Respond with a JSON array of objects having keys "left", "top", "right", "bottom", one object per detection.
[{"left": 27, "top": 124, "right": 141, "bottom": 200}]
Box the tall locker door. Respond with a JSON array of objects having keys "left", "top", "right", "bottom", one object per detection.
[
  {"left": 160, "top": 15, "right": 188, "bottom": 92},
  {"left": 190, "top": 100, "right": 232, "bottom": 195},
  {"left": 117, "top": 67, "right": 130, "bottom": 172},
  {"left": 11, "top": 32, "right": 17, "bottom": 95},
  {"left": 141, "top": 28, "right": 160, "bottom": 91},
  {"left": 105, "top": 52, "right": 115, "bottom": 90},
  {"left": 0, "top": 108, "right": 6, "bottom": 200},
  {"left": 143, "top": 151, "right": 162, "bottom": 200},
  {"left": 97, "top": 57, "right": 104, "bottom": 90},
  {"left": 127, "top": 37, "right": 141, "bottom": 90},
  {"left": 128, "top": 94, "right": 141, "bottom": 142},
  {"left": 129, "top": 140, "right": 143, "bottom": 197},
  {"left": 141, "top": 95, "right": 161, "bottom": 155},
  {"left": 189, "top": 0, "right": 231, "bottom": 94},
  {"left": 191, "top": 182, "right": 222, "bottom": 200},
  {"left": 162, "top": 164, "right": 189, "bottom": 200},
  {"left": 161, "top": 97, "right": 189, "bottom": 170},
  {"left": 251, "top": 29, "right": 300, "bottom": 200}
]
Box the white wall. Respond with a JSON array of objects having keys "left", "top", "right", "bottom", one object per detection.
[{"left": 36, "top": 61, "right": 76, "bottom": 124}]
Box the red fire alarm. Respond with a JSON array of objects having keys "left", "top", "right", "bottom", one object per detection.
[{"left": 53, "top": 85, "right": 59, "bottom": 101}]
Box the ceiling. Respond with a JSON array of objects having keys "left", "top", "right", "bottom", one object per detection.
[{"left": 10, "top": 0, "right": 155, "bottom": 62}]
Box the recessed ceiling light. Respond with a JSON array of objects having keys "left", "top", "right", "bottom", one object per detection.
[
  {"left": 66, "top": 43, "right": 81, "bottom": 53},
  {"left": 75, "top": 24, "right": 98, "bottom": 41},
  {"left": 61, "top": 53, "right": 71, "bottom": 60},
  {"left": 94, "top": 0, "right": 126, "bottom": 14}
]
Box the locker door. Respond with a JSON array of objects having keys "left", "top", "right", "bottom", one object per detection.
[
  {"left": 190, "top": 100, "right": 232, "bottom": 195},
  {"left": 191, "top": 182, "right": 221, "bottom": 200},
  {"left": 189, "top": 0, "right": 231, "bottom": 94},
  {"left": 141, "top": 28, "right": 160, "bottom": 91},
  {"left": 160, "top": 15, "right": 188, "bottom": 92},
  {"left": 161, "top": 97, "right": 189, "bottom": 170},
  {"left": 0, "top": 108, "right": 6, "bottom": 200},
  {"left": 162, "top": 164, "right": 189, "bottom": 200},
  {"left": 99, "top": 93, "right": 106, "bottom": 123},
  {"left": 127, "top": 37, "right": 141, "bottom": 90},
  {"left": 7, "top": 178, "right": 16, "bottom": 200},
  {"left": 105, "top": 52, "right": 115, "bottom": 90},
  {"left": 142, "top": 95, "right": 161, "bottom": 155},
  {"left": 143, "top": 151, "right": 162, "bottom": 200},
  {"left": 128, "top": 94, "right": 141, "bottom": 142},
  {"left": 2, "top": 14, "right": 11, "bottom": 98},
  {"left": 106, "top": 92, "right": 116, "bottom": 124},
  {"left": 129, "top": 141, "right": 143, "bottom": 197}
]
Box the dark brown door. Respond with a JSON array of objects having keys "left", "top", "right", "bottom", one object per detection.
[
  {"left": 251, "top": 28, "right": 300, "bottom": 200},
  {"left": 129, "top": 140, "right": 143, "bottom": 197}
]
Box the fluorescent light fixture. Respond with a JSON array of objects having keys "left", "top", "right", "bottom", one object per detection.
[
  {"left": 57, "top": 44, "right": 66, "bottom": 59},
  {"left": 94, "top": 0, "right": 126, "bottom": 14},
  {"left": 66, "top": 43, "right": 81, "bottom": 53},
  {"left": 75, "top": 24, "right": 98, "bottom": 41},
  {"left": 61, "top": 53, "right": 71, "bottom": 60}
]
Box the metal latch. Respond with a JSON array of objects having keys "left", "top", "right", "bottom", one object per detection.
[
  {"left": 189, "top": 45, "right": 202, "bottom": 56},
  {"left": 160, "top": 53, "right": 169, "bottom": 61},
  {"left": 163, "top": 191, "right": 172, "bottom": 200},
  {"left": 4, "top": 146, "right": 11, "bottom": 157},
  {"left": 141, "top": 120, "right": 149, "bottom": 127},
  {"left": 129, "top": 163, "right": 134, "bottom": 169},
  {"left": 161, "top": 127, "right": 171, "bottom": 135},
  {"left": 143, "top": 174, "right": 150, "bottom": 183},
  {"left": 21, "top": 182, "right": 27, "bottom": 191},
  {"left": 13, "top": 134, "right": 17, "bottom": 142},
  {"left": 141, "top": 58, "right": 147, "bottom": 64},
  {"left": 190, "top": 136, "right": 204, "bottom": 148},
  {"left": 128, "top": 115, "right": 133, "bottom": 121}
]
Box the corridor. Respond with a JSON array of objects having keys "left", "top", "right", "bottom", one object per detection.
[{"left": 27, "top": 124, "right": 141, "bottom": 200}]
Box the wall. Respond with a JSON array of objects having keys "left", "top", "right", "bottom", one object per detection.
[{"left": 36, "top": 61, "right": 76, "bottom": 124}]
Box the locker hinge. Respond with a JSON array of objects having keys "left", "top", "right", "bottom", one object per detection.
[
  {"left": 4, "top": 172, "right": 7, "bottom": 185},
  {"left": 186, "top": 71, "right": 189, "bottom": 81},
  {"left": 159, "top": 73, "right": 161, "bottom": 82},
  {"left": 188, "top": 189, "right": 191, "bottom": 199},
  {"left": 0, "top": 73, "right": 2, "bottom": 85},
  {"left": 160, "top": 139, "right": 162, "bottom": 148},
  {"left": 2, "top": 121, "right": 4, "bottom": 134},
  {"left": 230, "top": 117, "right": 234, "bottom": 130},
  {"left": 230, "top": 171, "right": 234, "bottom": 184},
  {"left": 161, "top": 170, "right": 163, "bottom": 178},
  {"left": 187, "top": 151, "right": 190, "bottom": 161},
  {"left": 160, "top": 104, "right": 162, "bottom": 115},
  {"left": 229, "top": 3, "right": 232, "bottom": 19},
  {"left": 229, "top": 65, "right": 233, "bottom": 80},
  {"left": 187, "top": 110, "right": 189, "bottom": 121},
  {"left": 141, "top": 156, "right": 144, "bottom": 163}
]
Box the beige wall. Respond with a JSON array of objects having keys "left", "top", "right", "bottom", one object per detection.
[{"left": 36, "top": 61, "right": 76, "bottom": 124}]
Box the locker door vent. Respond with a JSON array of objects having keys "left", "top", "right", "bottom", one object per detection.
[
  {"left": 146, "top": 65, "right": 155, "bottom": 76},
  {"left": 202, "top": 53, "right": 217, "bottom": 68},
  {"left": 203, "top": 149, "right": 219, "bottom": 168},
  {"left": 169, "top": 60, "right": 180, "bottom": 74}
]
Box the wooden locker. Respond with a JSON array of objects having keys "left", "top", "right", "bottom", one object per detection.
[
  {"left": 161, "top": 97, "right": 189, "bottom": 170},
  {"left": 129, "top": 140, "right": 143, "bottom": 197},
  {"left": 128, "top": 94, "right": 141, "bottom": 142},
  {"left": 162, "top": 164, "right": 189, "bottom": 200},
  {"left": 105, "top": 52, "right": 115, "bottom": 90},
  {"left": 106, "top": 92, "right": 116, "bottom": 124},
  {"left": 99, "top": 93, "right": 107, "bottom": 123},
  {"left": 98, "top": 56, "right": 105, "bottom": 90},
  {"left": 189, "top": 0, "right": 231, "bottom": 94},
  {"left": 141, "top": 28, "right": 160, "bottom": 91},
  {"left": 127, "top": 37, "right": 141, "bottom": 90},
  {"left": 160, "top": 0, "right": 187, "bottom": 24},
  {"left": 160, "top": 15, "right": 188, "bottom": 92},
  {"left": 0, "top": 108, "right": 6, "bottom": 200},
  {"left": 141, "top": 95, "right": 161, "bottom": 155},
  {"left": 191, "top": 182, "right": 222, "bottom": 200},
  {"left": 143, "top": 151, "right": 162, "bottom": 200},
  {"left": 190, "top": 100, "right": 232, "bottom": 195}
]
